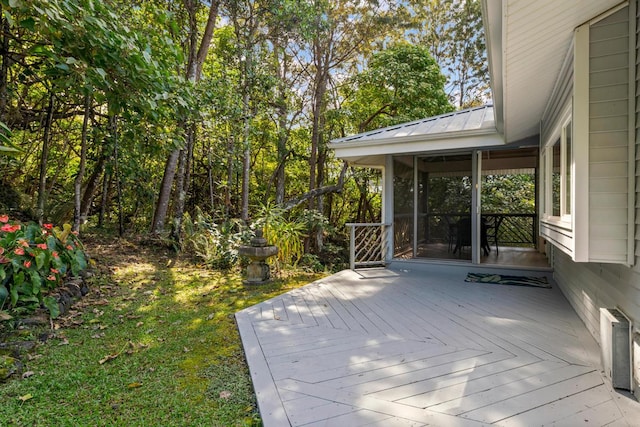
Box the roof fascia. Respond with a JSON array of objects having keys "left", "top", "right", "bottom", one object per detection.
[
  {"left": 481, "top": 0, "right": 505, "bottom": 135},
  {"left": 330, "top": 132, "right": 505, "bottom": 161}
]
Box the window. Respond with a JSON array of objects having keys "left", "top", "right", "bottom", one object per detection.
[
  {"left": 552, "top": 138, "right": 561, "bottom": 217},
  {"left": 543, "top": 108, "right": 572, "bottom": 225}
]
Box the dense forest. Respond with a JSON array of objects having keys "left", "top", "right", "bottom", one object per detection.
[{"left": 0, "top": 0, "right": 488, "bottom": 269}]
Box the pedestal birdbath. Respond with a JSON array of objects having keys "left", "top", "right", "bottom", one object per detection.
[{"left": 238, "top": 230, "right": 278, "bottom": 284}]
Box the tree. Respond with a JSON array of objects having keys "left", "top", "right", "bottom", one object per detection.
[
  {"left": 301, "top": 0, "right": 404, "bottom": 252},
  {"left": 151, "top": 0, "right": 220, "bottom": 236},
  {"left": 344, "top": 43, "right": 453, "bottom": 133},
  {"left": 407, "top": 0, "right": 489, "bottom": 108}
]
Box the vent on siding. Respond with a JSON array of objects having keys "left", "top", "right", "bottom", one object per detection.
[{"left": 600, "top": 308, "right": 631, "bottom": 390}]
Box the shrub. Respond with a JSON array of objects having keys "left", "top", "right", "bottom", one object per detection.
[
  {"left": 0, "top": 214, "right": 88, "bottom": 317},
  {"left": 254, "top": 203, "right": 305, "bottom": 268},
  {"left": 181, "top": 208, "right": 250, "bottom": 270}
]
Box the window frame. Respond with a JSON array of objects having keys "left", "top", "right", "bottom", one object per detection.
[{"left": 542, "top": 105, "right": 573, "bottom": 229}]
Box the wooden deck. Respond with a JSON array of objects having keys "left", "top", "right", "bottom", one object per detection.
[{"left": 236, "top": 265, "right": 640, "bottom": 426}]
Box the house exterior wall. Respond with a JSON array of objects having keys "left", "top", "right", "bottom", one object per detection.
[
  {"left": 540, "top": 37, "right": 575, "bottom": 256},
  {"left": 588, "top": 6, "right": 633, "bottom": 262},
  {"left": 546, "top": 0, "right": 639, "bottom": 392}
]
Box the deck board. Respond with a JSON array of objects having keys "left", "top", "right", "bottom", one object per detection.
[{"left": 236, "top": 266, "right": 640, "bottom": 426}]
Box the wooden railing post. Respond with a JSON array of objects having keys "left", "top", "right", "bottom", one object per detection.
[
  {"left": 349, "top": 224, "right": 356, "bottom": 270},
  {"left": 346, "top": 223, "right": 390, "bottom": 270}
]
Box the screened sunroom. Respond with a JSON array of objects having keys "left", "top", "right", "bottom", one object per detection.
[{"left": 328, "top": 105, "right": 549, "bottom": 269}]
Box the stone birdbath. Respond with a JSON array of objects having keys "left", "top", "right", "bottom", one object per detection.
[{"left": 238, "top": 229, "right": 278, "bottom": 284}]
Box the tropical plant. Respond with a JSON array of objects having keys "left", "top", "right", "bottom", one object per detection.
[
  {"left": 253, "top": 203, "right": 305, "bottom": 268},
  {"left": 0, "top": 121, "right": 18, "bottom": 156},
  {"left": 0, "top": 215, "right": 88, "bottom": 317},
  {"left": 181, "top": 208, "right": 250, "bottom": 270}
]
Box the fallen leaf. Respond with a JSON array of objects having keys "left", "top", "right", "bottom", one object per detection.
[
  {"left": 58, "top": 338, "right": 69, "bottom": 346},
  {"left": 18, "top": 394, "right": 33, "bottom": 402},
  {"left": 91, "top": 333, "right": 105, "bottom": 339},
  {"left": 99, "top": 354, "right": 119, "bottom": 364},
  {"left": 22, "top": 371, "right": 35, "bottom": 379},
  {"left": 0, "top": 311, "right": 13, "bottom": 321},
  {"left": 183, "top": 347, "right": 190, "bottom": 353},
  {"left": 127, "top": 382, "right": 143, "bottom": 389},
  {"left": 219, "top": 391, "right": 232, "bottom": 399},
  {"left": 135, "top": 321, "right": 143, "bottom": 327},
  {"left": 206, "top": 313, "right": 215, "bottom": 320}
]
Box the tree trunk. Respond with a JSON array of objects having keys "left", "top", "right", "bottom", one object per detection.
[
  {"left": 171, "top": 148, "right": 187, "bottom": 242},
  {"left": 274, "top": 47, "right": 289, "bottom": 205},
  {"left": 112, "top": 116, "right": 124, "bottom": 236},
  {"left": 225, "top": 135, "right": 234, "bottom": 217},
  {"left": 239, "top": 39, "right": 256, "bottom": 222},
  {"left": 36, "top": 92, "right": 55, "bottom": 224},
  {"left": 80, "top": 147, "right": 106, "bottom": 220},
  {"left": 151, "top": 0, "right": 219, "bottom": 234},
  {"left": 73, "top": 93, "right": 92, "bottom": 232},
  {"left": 207, "top": 145, "right": 214, "bottom": 211},
  {"left": 282, "top": 161, "right": 348, "bottom": 211},
  {"left": 151, "top": 149, "right": 180, "bottom": 233},
  {"left": 0, "top": 15, "right": 9, "bottom": 121},
  {"left": 98, "top": 170, "right": 110, "bottom": 228},
  {"left": 240, "top": 103, "right": 250, "bottom": 222}
]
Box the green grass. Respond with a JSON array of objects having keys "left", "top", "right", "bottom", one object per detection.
[{"left": 0, "top": 238, "right": 325, "bottom": 426}]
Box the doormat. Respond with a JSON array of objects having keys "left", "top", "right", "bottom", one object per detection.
[{"left": 465, "top": 272, "right": 551, "bottom": 288}]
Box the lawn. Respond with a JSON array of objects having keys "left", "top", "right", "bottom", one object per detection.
[{"left": 0, "top": 235, "right": 325, "bottom": 426}]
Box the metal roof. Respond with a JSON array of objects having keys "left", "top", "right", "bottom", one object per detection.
[
  {"left": 331, "top": 104, "right": 496, "bottom": 145},
  {"left": 328, "top": 105, "right": 504, "bottom": 166}
]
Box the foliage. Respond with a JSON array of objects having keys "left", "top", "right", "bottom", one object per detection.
[
  {"left": 0, "top": 121, "right": 19, "bottom": 156},
  {"left": 0, "top": 0, "right": 491, "bottom": 263},
  {"left": 0, "top": 215, "right": 87, "bottom": 317},
  {"left": 407, "top": 0, "right": 489, "bottom": 107},
  {"left": 344, "top": 43, "right": 453, "bottom": 132},
  {"left": 482, "top": 174, "right": 536, "bottom": 213},
  {"left": 254, "top": 203, "right": 306, "bottom": 268},
  {"left": 181, "top": 208, "right": 250, "bottom": 270}
]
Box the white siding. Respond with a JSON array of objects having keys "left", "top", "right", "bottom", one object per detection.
[
  {"left": 636, "top": 0, "right": 640, "bottom": 273},
  {"left": 554, "top": 249, "right": 640, "bottom": 342},
  {"left": 551, "top": 4, "right": 640, "bottom": 397},
  {"left": 589, "top": 6, "right": 632, "bottom": 263}
]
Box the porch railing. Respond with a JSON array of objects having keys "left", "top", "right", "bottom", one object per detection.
[
  {"left": 421, "top": 213, "right": 537, "bottom": 247},
  {"left": 346, "top": 223, "right": 391, "bottom": 270},
  {"left": 494, "top": 213, "right": 537, "bottom": 246}
]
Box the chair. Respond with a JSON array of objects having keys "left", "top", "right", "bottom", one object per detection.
[
  {"left": 483, "top": 215, "right": 503, "bottom": 255},
  {"left": 445, "top": 215, "right": 457, "bottom": 252},
  {"left": 453, "top": 217, "right": 471, "bottom": 255}
]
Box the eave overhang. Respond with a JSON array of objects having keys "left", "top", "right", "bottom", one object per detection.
[
  {"left": 329, "top": 129, "right": 504, "bottom": 166},
  {"left": 329, "top": 105, "right": 502, "bottom": 166},
  {"left": 481, "top": 0, "right": 624, "bottom": 144}
]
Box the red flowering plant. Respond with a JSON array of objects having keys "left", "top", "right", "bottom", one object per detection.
[{"left": 0, "top": 214, "right": 88, "bottom": 317}]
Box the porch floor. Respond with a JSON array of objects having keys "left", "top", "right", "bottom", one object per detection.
[
  {"left": 236, "top": 265, "right": 639, "bottom": 426},
  {"left": 411, "top": 244, "right": 550, "bottom": 269}
]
